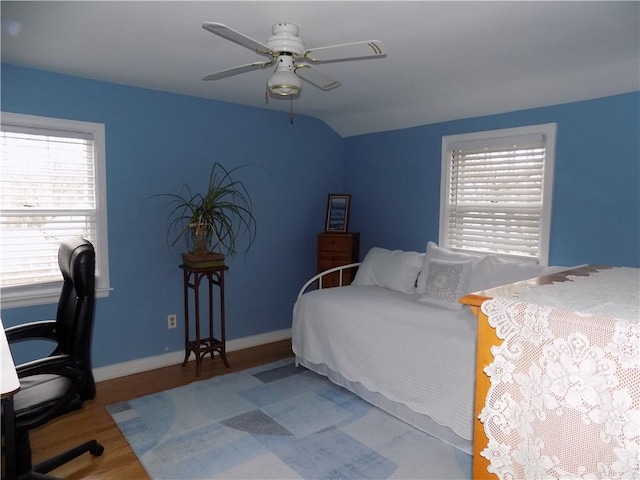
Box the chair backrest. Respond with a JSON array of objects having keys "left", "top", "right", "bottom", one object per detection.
[{"left": 55, "top": 237, "right": 97, "bottom": 399}]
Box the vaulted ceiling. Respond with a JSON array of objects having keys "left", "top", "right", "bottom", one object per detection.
[{"left": 2, "top": 1, "right": 639, "bottom": 137}]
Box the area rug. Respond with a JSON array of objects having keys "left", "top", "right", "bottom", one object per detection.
[{"left": 107, "top": 358, "right": 471, "bottom": 479}]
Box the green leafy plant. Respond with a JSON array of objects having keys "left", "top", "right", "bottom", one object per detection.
[{"left": 158, "top": 163, "right": 256, "bottom": 256}]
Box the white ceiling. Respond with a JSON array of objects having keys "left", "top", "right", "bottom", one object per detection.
[{"left": 2, "top": 1, "right": 639, "bottom": 137}]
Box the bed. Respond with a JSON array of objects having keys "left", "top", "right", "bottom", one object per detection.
[{"left": 292, "top": 242, "right": 565, "bottom": 454}]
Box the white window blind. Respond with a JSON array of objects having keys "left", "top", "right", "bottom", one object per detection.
[
  {"left": 440, "top": 124, "right": 556, "bottom": 264},
  {"left": 0, "top": 113, "right": 110, "bottom": 307}
]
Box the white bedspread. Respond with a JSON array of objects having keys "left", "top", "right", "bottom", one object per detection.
[{"left": 292, "top": 285, "right": 478, "bottom": 441}]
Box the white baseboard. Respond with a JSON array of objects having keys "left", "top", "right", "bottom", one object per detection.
[{"left": 93, "top": 328, "right": 291, "bottom": 382}]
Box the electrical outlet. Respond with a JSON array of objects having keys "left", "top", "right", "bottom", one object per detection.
[{"left": 167, "top": 314, "right": 177, "bottom": 329}]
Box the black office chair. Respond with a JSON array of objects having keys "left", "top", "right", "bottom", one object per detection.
[{"left": 4, "top": 237, "right": 104, "bottom": 479}]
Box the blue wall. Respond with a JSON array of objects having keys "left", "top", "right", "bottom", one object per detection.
[
  {"left": 2, "top": 63, "right": 638, "bottom": 370},
  {"left": 1, "top": 64, "right": 344, "bottom": 367},
  {"left": 345, "top": 93, "right": 640, "bottom": 268}
]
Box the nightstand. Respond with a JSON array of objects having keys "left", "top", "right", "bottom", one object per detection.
[{"left": 317, "top": 232, "right": 360, "bottom": 287}]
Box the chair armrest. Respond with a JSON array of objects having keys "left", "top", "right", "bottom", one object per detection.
[
  {"left": 5, "top": 320, "right": 57, "bottom": 344},
  {"left": 15, "top": 354, "right": 84, "bottom": 381}
]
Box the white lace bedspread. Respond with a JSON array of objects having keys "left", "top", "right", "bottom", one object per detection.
[
  {"left": 515, "top": 267, "right": 639, "bottom": 322},
  {"left": 479, "top": 293, "right": 640, "bottom": 479},
  {"left": 292, "top": 285, "right": 478, "bottom": 441}
]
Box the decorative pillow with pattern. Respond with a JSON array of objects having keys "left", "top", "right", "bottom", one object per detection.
[
  {"left": 416, "top": 242, "right": 482, "bottom": 294},
  {"left": 418, "top": 259, "right": 473, "bottom": 309}
]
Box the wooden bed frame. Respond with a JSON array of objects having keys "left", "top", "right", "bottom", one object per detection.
[{"left": 459, "top": 265, "right": 608, "bottom": 479}]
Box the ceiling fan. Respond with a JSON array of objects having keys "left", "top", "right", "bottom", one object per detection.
[{"left": 201, "top": 22, "right": 386, "bottom": 98}]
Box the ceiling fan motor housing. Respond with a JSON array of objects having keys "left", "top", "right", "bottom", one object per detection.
[{"left": 267, "top": 22, "right": 304, "bottom": 56}]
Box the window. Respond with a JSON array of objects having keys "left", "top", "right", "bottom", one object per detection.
[
  {"left": 1, "top": 112, "right": 110, "bottom": 308},
  {"left": 439, "top": 123, "right": 556, "bottom": 265}
]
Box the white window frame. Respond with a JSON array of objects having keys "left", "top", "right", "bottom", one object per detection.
[
  {"left": 1, "top": 112, "right": 110, "bottom": 308},
  {"left": 439, "top": 123, "right": 556, "bottom": 265}
]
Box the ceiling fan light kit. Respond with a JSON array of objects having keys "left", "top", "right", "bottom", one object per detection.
[
  {"left": 202, "top": 21, "right": 386, "bottom": 100},
  {"left": 267, "top": 55, "right": 301, "bottom": 97}
]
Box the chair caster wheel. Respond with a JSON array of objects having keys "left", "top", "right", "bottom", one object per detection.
[{"left": 90, "top": 443, "right": 105, "bottom": 457}]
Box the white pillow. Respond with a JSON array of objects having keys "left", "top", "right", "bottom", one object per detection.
[
  {"left": 418, "top": 259, "right": 473, "bottom": 309},
  {"left": 352, "top": 247, "right": 424, "bottom": 294},
  {"left": 467, "top": 254, "right": 500, "bottom": 293},
  {"left": 468, "top": 255, "right": 546, "bottom": 292},
  {"left": 416, "top": 242, "right": 482, "bottom": 294}
]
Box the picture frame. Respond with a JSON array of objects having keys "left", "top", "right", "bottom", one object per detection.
[{"left": 324, "top": 194, "right": 351, "bottom": 233}]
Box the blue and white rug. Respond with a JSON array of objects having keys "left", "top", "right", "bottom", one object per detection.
[{"left": 107, "top": 358, "right": 471, "bottom": 479}]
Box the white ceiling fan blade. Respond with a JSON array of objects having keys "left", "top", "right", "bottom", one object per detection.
[
  {"left": 304, "top": 40, "right": 386, "bottom": 63},
  {"left": 202, "top": 22, "right": 273, "bottom": 56},
  {"left": 203, "top": 61, "right": 273, "bottom": 81},
  {"left": 295, "top": 65, "right": 341, "bottom": 90}
]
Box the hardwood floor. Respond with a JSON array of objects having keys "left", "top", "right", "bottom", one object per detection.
[{"left": 24, "top": 339, "right": 293, "bottom": 480}]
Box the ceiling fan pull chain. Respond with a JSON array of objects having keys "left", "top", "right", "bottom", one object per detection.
[{"left": 290, "top": 97, "right": 294, "bottom": 125}]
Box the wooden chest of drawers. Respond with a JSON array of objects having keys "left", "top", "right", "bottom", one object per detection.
[{"left": 317, "top": 232, "right": 360, "bottom": 288}]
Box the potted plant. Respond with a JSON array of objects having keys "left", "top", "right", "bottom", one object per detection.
[{"left": 159, "top": 162, "right": 257, "bottom": 267}]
